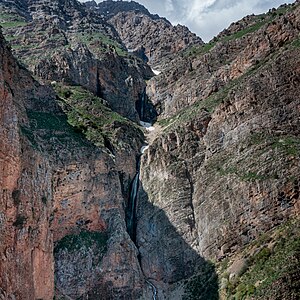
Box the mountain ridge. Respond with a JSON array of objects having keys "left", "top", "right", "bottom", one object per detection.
[{"left": 0, "top": 0, "right": 299, "bottom": 299}]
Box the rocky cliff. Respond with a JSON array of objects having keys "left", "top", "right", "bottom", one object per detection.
[
  {"left": 0, "top": 0, "right": 300, "bottom": 299},
  {"left": 138, "top": 2, "right": 300, "bottom": 299},
  {"left": 0, "top": 25, "right": 149, "bottom": 299},
  {"left": 85, "top": 0, "right": 203, "bottom": 68},
  {"left": 0, "top": 0, "right": 154, "bottom": 121}
]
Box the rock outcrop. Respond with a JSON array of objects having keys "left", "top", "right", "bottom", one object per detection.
[
  {"left": 0, "top": 0, "right": 153, "bottom": 121},
  {"left": 0, "top": 0, "right": 300, "bottom": 299},
  {"left": 146, "top": 3, "right": 300, "bottom": 119},
  {"left": 137, "top": 2, "right": 300, "bottom": 298},
  {"left": 84, "top": 0, "right": 203, "bottom": 68},
  {"left": 108, "top": 10, "right": 203, "bottom": 68},
  {"left": 0, "top": 27, "right": 148, "bottom": 299},
  {"left": 0, "top": 29, "right": 55, "bottom": 300}
]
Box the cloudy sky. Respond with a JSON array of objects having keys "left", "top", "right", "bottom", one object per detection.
[{"left": 82, "top": 0, "right": 295, "bottom": 41}]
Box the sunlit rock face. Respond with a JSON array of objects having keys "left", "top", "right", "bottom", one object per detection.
[
  {"left": 0, "top": 0, "right": 300, "bottom": 299},
  {"left": 0, "top": 28, "right": 145, "bottom": 299}
]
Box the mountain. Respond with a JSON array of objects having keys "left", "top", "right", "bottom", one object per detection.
[
  {"left": 85, "top": 0, "right": 203, "bottom": 68},
  {"left": 0, "top": 0, "right": 299, "bottom": 299}
]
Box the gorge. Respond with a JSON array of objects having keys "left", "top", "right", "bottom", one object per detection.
[{"left": 0, "top": 0, "right": 299, "bottom": 299}]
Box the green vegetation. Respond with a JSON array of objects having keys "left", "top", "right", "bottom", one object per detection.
[
  {"left": 41, "top": 195, "right": 48, "bottom": 204},
  {"left": 0, "top": 11, "right": 27, "bottom": 28},
  {"left": 248, "top": 133, "right": 300, "bottom": 157},
  {"left": 1, "top": 21, "right": 27, "bottom": 28},
  {"left": 220, "top": 219, "right": 300, "bottom": 299},
  {"left": 76, "top": 32, "right": 127, "bottom": 57},
  {"left": 54, "top": 230, "right": 108, "bottom": 253},
  {"left": 291, "top": 38, "right": 300, "bottom": 48},
  {"left": 21, "top": 110, "right": 90, "bottom": 151},
  {"left": 185, "top": 3, "right": 296, "bottom": 59},
  {"left": 223, "top": 21, "right": 266, "bottom": 42},
  {"left": 185, "top": 42, "right": 217, "bottom": 57},
  {"left": 158, "top": 88, "right": 226, "bottom": 129},
  {"left": 12, "top": 190, "right": 21, "bottom": 206},
  {"left": 55, "top": 84, "right": 141, "bottom": 150},
  {"left": 207, "top": 131, "right": 299, "bottom": 183},
  {"left": 217, "top": 165, "right": 274, "bottom": 182},
  {"left": 183, "top": 261, "right": 219, "bottom": 300}
]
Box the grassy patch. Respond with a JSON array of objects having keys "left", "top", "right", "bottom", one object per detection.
[
  {"left": 185, "top": 42, "right": 217, "bottom": 57},
  {"left": 291, "top": 38, "right": 300, "bottom": 48},
  {"left": 204, "top": 131, "right": 299, "bottom": 184},
  {"left": 222, "top": 21, "right": 267, "bottom": 42},
  {"left": 54, "top": 230, "right": 108, "bottom": 253},
  {"left": 158, "top": 89, "right": 226, "bottom": 129},
  {"left": 21, "top": 110, "right": 90, "bottom": 150},
  {"left": 54, "top": 84, "right": 141, "bottom": 150},
  {"left": 1, "top": 20, "right": 27, "bottom": 28},
  {"left": 13, "top": 215, "right": 26, "bottom": 228},
  {"left": 75, "top": 32, "right": 127, "bottom": 56},
  {"left": 220, "top": 219, "right": 300, "bottom": 299},
  {"left": 183, "top": 261, "right": 219, "bottom": 300}
]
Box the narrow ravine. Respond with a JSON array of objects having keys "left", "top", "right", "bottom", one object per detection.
[{"left": 126, "top": 119, "right": 158, "bottom": 300}]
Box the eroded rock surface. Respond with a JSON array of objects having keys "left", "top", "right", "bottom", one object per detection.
[{"left": 0, "top": 28, "right": 147, "bottom": 299}]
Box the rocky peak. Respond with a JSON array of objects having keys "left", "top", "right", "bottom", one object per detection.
[
  {"left": 1, "top": 1, "right": 300, "bottom": 300},
  {"left": 107, "top": 9, "right": 203, "bottom": 67},
  {"left": 86, "top": 0, "right": 156, "bottom": 20},
  {"left": 0, "top": 0, "right": 155, "bottom": 121}
]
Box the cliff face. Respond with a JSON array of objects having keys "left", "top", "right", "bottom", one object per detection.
[
  {"left": 84, "top": 0, "right": 203, "bottom": 68},
  {"left": 0, "top": 31, "right": 55, "bottom": 300},
  {"left": 0, "top": 0, "right": 153, "bottom": 121},
  {"left": 1, "top": 0, "right": 300, "bottom": 299},
  {"left": 0, "top": 27, "right": 147, "bottom": 299},
  {"left": 108, "top": 11, "right": 203, "bottom": 68},
  {"left": 137, "top": 2, "right": 300, "bottom": 298},
  {"left": 146, "top": 3, "right": 300, "bottom": 119}
]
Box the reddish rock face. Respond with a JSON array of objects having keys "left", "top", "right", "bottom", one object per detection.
[
  {"left": 0, "top": 32, "right": 54, "bottom": 300},
  {"left": 0, "top": 29, "right": 145, "bottom": 299},
  {"left": 1, "top": 1, "right": 300, "bottom": 299}
]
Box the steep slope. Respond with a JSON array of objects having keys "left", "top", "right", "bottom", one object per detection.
[
  {"left": 85, "top": 0, "right": 203, "bottom": 68},
  {"left": 1, "top": 0, "right": 300, "bottom": 300},
  {"left": 0, "top": 27, "right": 152, "bottom": 299},
  {"left": 0, "top": 28, "right": 55, "bottom": 300},
  {"left": 138, "top": 2, "right": 300, "bottom": 298},
  {"left": 147, "top": 3, "right": 300, "bottom": 119},
  {"left": 0, "top": 0, "right": 153, "bottom": 121}
]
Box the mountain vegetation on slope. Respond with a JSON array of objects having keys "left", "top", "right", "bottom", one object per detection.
[{"left": 0, "top": 0, "right": 299, "bottom": 299}]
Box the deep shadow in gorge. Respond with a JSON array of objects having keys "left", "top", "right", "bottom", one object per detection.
[{"left": 135, "top": 182, "right": 219, "bottom": 300}]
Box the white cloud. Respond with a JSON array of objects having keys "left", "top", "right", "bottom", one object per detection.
[
  {"left": 81, "top": 0, "right": 295, "bottom": 41},
  {"left": 165, "top": 0, "right": 175, "bottom": 13}
]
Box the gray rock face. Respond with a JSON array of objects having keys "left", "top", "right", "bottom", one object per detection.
[
  {"left": 0, "top": 0, "right": 153, "bottom": 121},
  {"left": 1, "top": 1, "right": 300, "bottom": 299},
  {"left": 108, "top": 10, "right": 203, "bottom": 68},
  {"left": 146, "top": 3, "right": 300, "bottom": 119},
  {"left": 34, "top": 43, "right": 151, "bottom": 121},
  {"left": 138, "top": 46, "right": 300, "bottom": 296}
]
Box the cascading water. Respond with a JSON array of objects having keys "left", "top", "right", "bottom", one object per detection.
[
  {"left": 126, "top": 124, "right": 158, "bottom": 299},
  {"left": 126, "top": 168, "right": 140, "bottom": 243}
]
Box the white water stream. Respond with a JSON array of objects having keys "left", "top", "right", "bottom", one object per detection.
[{"left": 127, "top": 121, "right": 158, "bottom": 299}]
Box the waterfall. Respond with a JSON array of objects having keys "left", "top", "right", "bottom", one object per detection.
[
  {"left": 126, "top": 170, "right": 140, "bottom": 242},
  {"left": 126, "top": 120, "right": 158, "bottom": 299},
  {"left": 146, "top": 280, "right": 158, "bottom": 300},
  {"left": 141, "top": 89, "right": 146, "bottom": 121}
]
